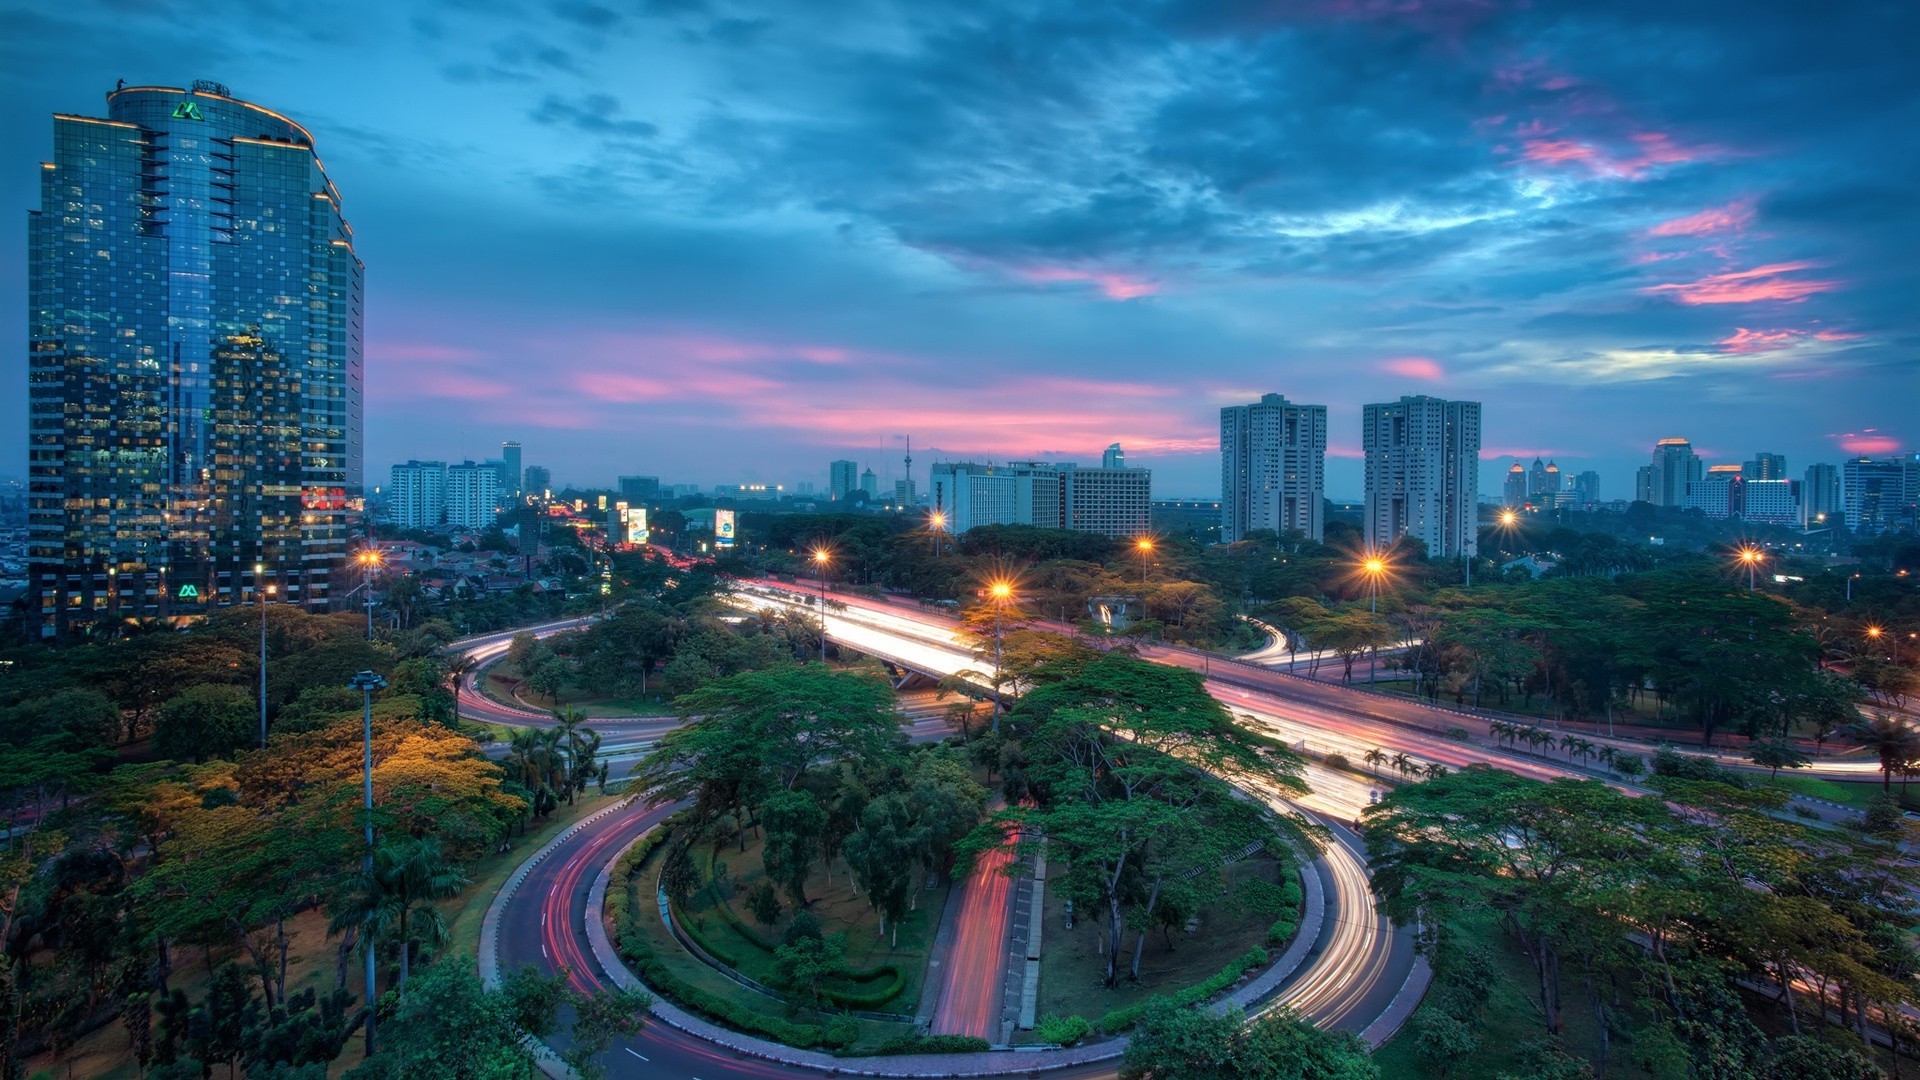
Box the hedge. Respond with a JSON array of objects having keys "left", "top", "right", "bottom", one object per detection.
[
  {"left": 1094, "top": 945, "right": 1269, "bottom": 1034},
  {"left": 820, "top": 966, "right": 905, "bottom": 1010},
  {"left": 837, "top": 1033, "right": 992, "bottom": 1057},
  {"left": 615, "top": 925, "right": 851, "bottom": 1049},
  {"left": 699, "top": 874, "right": 906, "bottom": 1008}
]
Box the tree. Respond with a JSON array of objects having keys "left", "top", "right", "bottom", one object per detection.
[
  {"left": 1749, "top": 736, "right": 1810, "bottom": 780},
  {"left": 444, "top": 651, "right": 479, "bottom": 724},
  {"left": 771, "top": 932, "right": 845, "bottom": 1009},
  {"left": 154, "top": 684, "right": 257, "bottom": 763},
  {"left": 844, "top": 794, "right": 919, "bottom": 944},
  {"left": 1844, "top": 714, "right": 1920, "bottom": 791},
  {"left": 330, "top": 836, "right": 469, "bottom": 990},
  {"left": 760, "top": 789, "right": 827, "bottom": 906},
  {"left": 1121, "top": 1002, "right": 1378, "bottom": 1080}
]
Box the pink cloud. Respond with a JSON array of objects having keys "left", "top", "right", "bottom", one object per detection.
[
  {"left": 1380, "top": 357, "right": 1446, "bottom": 380},
  {"left": 1647, "top": 198, "right": 1756, "bottom": 237},
  {"left": 1516, "top": 129, "right": 1711, "bottom": 180},
  {"left": 1017, "top": 265, "right": 1159, "bottom": 301},
  {"left": 1645, "top": 262, "right": 1837, "bottom": 305},
  {"left": 1835, "top": 432, "right": 1902, "bottom": 455},
  {"left": 1814, "top": 329, "right": 1863, "bottom": 342},
  {"left": 1716, "top": 327, "right": 1801, "bottom": 354}
]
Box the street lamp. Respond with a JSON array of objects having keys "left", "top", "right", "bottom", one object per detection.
[
  {"left": 347, "top": 668, "right": 389, "bottom": 1056},
  {"left": 811, "top": 548, "right": 832, "bottom": 662},
  {"left": 356, "top": 549, "right": 384, "bottom": 640},
  {"left": 987, "top": 578, "right": 1014, "bottom": 732},
  {"left": 1848, "top": 572, "right": 1862, "bottom": 602},
  {"left": 256, "top": 562, "right": 275, "bottom": 749},
  {"left": 928, "top": 510, "right": 947, "bottom": 557},
  {"left": 1735, "top": 546, "right": 1763, "bottom": 591},
  {"left": 1134, "top": 537, "right": 1155, "bottom": 583}
]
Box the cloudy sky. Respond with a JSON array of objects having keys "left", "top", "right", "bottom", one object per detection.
[{"left": 3, "top": 0, "right": 1915, "bottom": 498}]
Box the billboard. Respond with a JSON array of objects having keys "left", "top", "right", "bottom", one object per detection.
[
  {"left": 624, "top": 507, "right": 649, "bottom": 546},
  {"left": 715, "top": 508, "right": 736, "bottom": 548}
]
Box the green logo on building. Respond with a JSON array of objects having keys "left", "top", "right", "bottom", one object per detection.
[
  {"left": 177, "top": 584, "right": 199, "bottom": 599},
  {"left": 172, "top": 100, "right": 204, "bottom": 121}
]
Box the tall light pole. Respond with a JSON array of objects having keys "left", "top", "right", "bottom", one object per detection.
[
  {"left": 1736, "top": 546, "right": 1762, "bottom": 591},
  {"left": 988, "top": 579, "right": 1013, "bottom": 732},
  {"left": 348, "top": 669, "right": 388, "bottom": 1056},
  {"left": 1134, "top": 537, "right": 1154, "bottom": 584},
  {"left": 1848, "top": 573, "right": 1861, "bottom": 601},
  {"left": 811, "top": 548, "right": 831, "bottom": 663},
  {"left": 256, "top": 563, "right": 274, "bottom": 748},
  {"left": 1361, "top": 554, "right": 1387, "bottom": 685},
  {"left": 357, "top": 549, "right": 383, "bottom": 640},
  {"left": 928, "top": 511, "right": 947, "bottom": 557}
]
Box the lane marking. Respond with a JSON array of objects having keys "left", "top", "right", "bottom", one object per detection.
[{"left": 625, "top": 1048, "right": 649, "bottom": 1062}]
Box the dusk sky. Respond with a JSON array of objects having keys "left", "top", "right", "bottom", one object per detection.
[{"left": 4, "top": 0, "right": 1915, "bottom": 499}]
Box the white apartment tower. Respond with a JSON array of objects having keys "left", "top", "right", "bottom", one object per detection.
[
  {"left": 1361, "top": 396, "right": 1480, "bottom": 558},
  {"left": 389, "top": 461, "right": 447, "bottom": 529},
  {"left": 1220, "top": 394, "right": 1327, "bottom": 542},
  {"left": 445, "top": 461, "right": 502, "bottom": 529}
]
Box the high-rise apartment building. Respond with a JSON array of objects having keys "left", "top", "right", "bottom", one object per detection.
[
  {"left": 1527, "top": 457, "right": 1551, "bottom": 497},
  {"left": 1502, "top": 462, "right": 1527, "bottom": 508},
  {"left": 1843, "top": 457, "right": 1909, "bottom": 535},
  {"left": 1361, "top": 396, "right": 1480, "bottom": 558},
  {"left": 523, "top": 465, "right": 551, "bottom": 494},
  {"left": 1219, "top": 394, "right": 1327, "bottom": 542},
  {"left": 1801, "top": 463, "right": 1841, "bottom": 526},
  {"left": 500, "top": 441, "right": 523, "bottom": 496},
  {"left": 1742, "top": 479, "right": 1797, "bottom": 524},
  {"left": 1102, "top": 443, "right": 1125, "bottom": 469},
  {"left": 1572, "top": 471, "right": 1601, "bottom": 506},
  {"left": 930, "top": 458, "right": 1150, "bottom": 539},
  {"left": 27, "top": 81, "right": 364, "bottom": 636},
  {"left": 389, "top": 461, "right": 447, "bottom": 529},
  {"left": 619, "top": 475, "right": 660, "bottom": 501},
  {"left": 1683, "top": 465, "right": 1744, "bottom": 519},
  {"left": 445, "top": 461, "right": 500, "bottom": 529},
  {"left": 1636, "top": 438, "right": 1702, "bottom": 507},
  {"left": 860, "top": 468, "right": 879, "bottom": 498},
  {"left": 829, "top": 460, "right": 858, "bottom": 501},
  {"left": 1743, "top": 452, "right": 1785, "bottom": 481}
]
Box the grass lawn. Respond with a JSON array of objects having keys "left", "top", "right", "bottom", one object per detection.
[
  {"left": 1032, "top": 855, "right": 1289, "bottom": 1028},
  {"left": 622, "top": 831, "right": 920, "bottom": 1049},
  {"left": 1768, "top": 773, "right": 1919, "bottom": 812},
  {"left": 481, "top": 669, "right": 676, "bottom": 720},
  {"left": 681, "top": 830, "right": 947, "bottom": 1013}
]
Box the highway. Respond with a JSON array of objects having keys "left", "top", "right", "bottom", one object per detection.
[{"left": 447, "top": 607, "right": 1418, "bottom": 1077}]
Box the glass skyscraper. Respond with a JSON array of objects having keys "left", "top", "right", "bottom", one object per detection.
[{"left": 27, "top": 80, "right": 364, "bottom": 637}]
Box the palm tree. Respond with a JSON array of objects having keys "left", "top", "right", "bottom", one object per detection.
[
  {"left": 1846, "top": 714, "right": 1920, "bottom": 792},
  {"left": 552, "top": 707, "right": 591, "bottom": 805},
  {"left": 1364, "top": 748, "right": 1388, "bottom": 777},
  {"left": 1391, "top": 752, "right": 1415, "bottom": 779},
  {"left": 1570, "top": 738, "right": 1595, "bottom": 767},
  {"left": 1422, "top": 762, "right": 1447, "bottom": 780},
  {"left": 330, "top": 837, "right": 469, "bottom": 990},
  {"left": 444, "top": 651, "right": 479, "bottom": 724},
  {"left": 1488, "top": 720, "right": 1511, "bottom": 747},
  {"left": 1596, "top": 745, "right": 1618, "bottom": 773},
  {"left": 1559, "top": 734, "right": 1580, "bottom": 760}
]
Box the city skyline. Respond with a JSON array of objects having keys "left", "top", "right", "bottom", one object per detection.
[{"left": 3, "top": 3, "right": 1916, "bottom": 499}]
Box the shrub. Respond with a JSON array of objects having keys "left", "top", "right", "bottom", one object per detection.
[
  {"left": 839, "top": 1033, "right": 993, "bottom": 1057},
  {"left": 822, "top": 967, "right": 904, "bottom": 1009},
  {"left": 1322, "top": 752, "right": 1351, "bottom": 772},
  {"left": 614, "top": 927, "right": 849, "bottom": 1048},
  {"left": 1034, "top": 1014, "right": 1092, "bottom": 1046},
  {"left": 1095, "top": 946, "right": 1268, "bottom": 1033},
  {"left": 1267, "top": 916, "right": 1299, "bottom": 947}
]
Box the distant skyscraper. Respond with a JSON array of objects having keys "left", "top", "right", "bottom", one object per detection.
[
  {"left": 1684, "top": 465, "right": 1744, "bottom": 519},
  {"left": 1502, "top": 462, "right": 1528, "bottom": 508},
  {"left": 860, "top": 467, "right": 879, "bottom": 498},
  {"left": 1742, "top": 452, "right": 1785, "bottom": 481},
  {"left": 27, "top": 81, "right": 364, "bottom": 636},
  {"left": 445, "top": 462, "right": 501, "bottom": 529},
  {"left": 930, "top": 459, "right": 1148, "bottom": 539},
  {"left": 1220, "top": 394, "right": 1327, "bottom": 542},
  {"left": 389, "top": 461, "right": 447, "bottom": 529},
  {"left": 1572, "top": 471, "right": 1601, "bottom": 506},
  {"left": 1361, "top": 396, "right": 1480, "bottom": 558},
  {"left": 619, "top": 475, "right": 661, "bottom": 500},
  {"left": 1801, "top": 463, "right": 1841, "bottom": 526},
  {"left": 1543, "top": 460, "right": 1562, "bottom": 494},
  {"left": 1527, "top": 457, "right": 1550, "bottom": 497},
  {"left": 523, "top": 465, "right": 551, "bottom": 494},
  {"left": 1638, "top": 438, "right": 1702, "bottom": 507},
  {"left": 501, "top": 441, "right": 523, "bottom": 495},
  {"left": 830, "top": 460, "right": 858, "bottom": 500},
  {"left": 1843, "top": 457, "right": 1908, "bottom": 535},
  {"left": 1103, "top": 443, "right": 1125, "bottom": 469}
]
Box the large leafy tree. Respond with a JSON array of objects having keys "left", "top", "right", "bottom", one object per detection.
[
  {"left": 1121, "top": 1003, "right": 1377, "bottom": 1080},
  {"left": 154, "top": 684, "right": 258, "bottom": 764}
]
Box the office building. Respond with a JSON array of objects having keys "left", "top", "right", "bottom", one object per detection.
[
  {"left": 893, "top": 479, "right": 917, "bottom": 506},
  {"left": 389, "top": 461, "right": 447, "bottom": 529},
  {"left": 1220, "top": 394, "right": 1327, "bottom": 542},
  {"left": 26, "top": 81, "right": 363, "bottom": 635},
  {"left": 1502, "top": 462, "right": 1528, "bottom": 508},
  {"left": 1527, "top": 457, "right": 1555, "bottom": 498},
  {"left": 445, "top": 461, "right": 500, "bottom": 529},
  {"left": 499, "top": 442, "right": 522, "bottom": 497},
  {"left": 930, "top": 458, "right": 1150, "bottom": 539},
  {"left": 1102, "top": 443, "right": 1126, "bottom": 469},
  {"left": 829, "top": 460, "right": 858, "bottom": 501},
  {"left": 1543, "top": 460, "right": 1562, "bottom": 495},
  {"left": 1743, "top": 452, "right": 1785, "bottom": 481},
  {"left": 1683, "top": 465, "right": 1744, "bottom": 519},
  {"left": 619, "top": 475, "right": 660, "bottom": 501},
  {"left": 860, "top": 467, "right": 879, "bottom": 498},
  {"left": 1802, "top": 463, "right": 1841, "bottom": 526},
  {"left": 523, "top": 465, "right": 551, "bottom": 495},
  {"left": 1743, "top": 479, "right": 1797, "bottom": 524},
  {"left": 1361, "top": 396, "right": 1480, "bottom": 558},
  {"left": 1572, "top": 471, "right": 1601, "bottom": 506},
  {"left": 1844, "top": 457, "right": 1908, "bottom": 535},
  {"left": 1636, "top": 438, "right": 1702, "bottom": 507}
]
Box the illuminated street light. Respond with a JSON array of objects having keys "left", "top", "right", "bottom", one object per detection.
[
  {"left": 356, "top": 548, "right": 384, "bottom": 640},
  {"left": 812, "top": 548, "right": 832, "bottom": 662},
  {"left": 928, "top": 509, "right": 948, "bottom": 556},
  {"left": 986, "top": 577, "right": 1016, "bottom": 731},
  {"left": 1735, "top": 546, "right": 1763, "bottom": 591},
  {"left": 1135, "top": 536, "right": 1155, "bottom": 583}
]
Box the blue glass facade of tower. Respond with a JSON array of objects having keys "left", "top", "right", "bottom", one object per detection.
[{"left": 27, "top": 81, "right": 364, "bottom": 637}]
